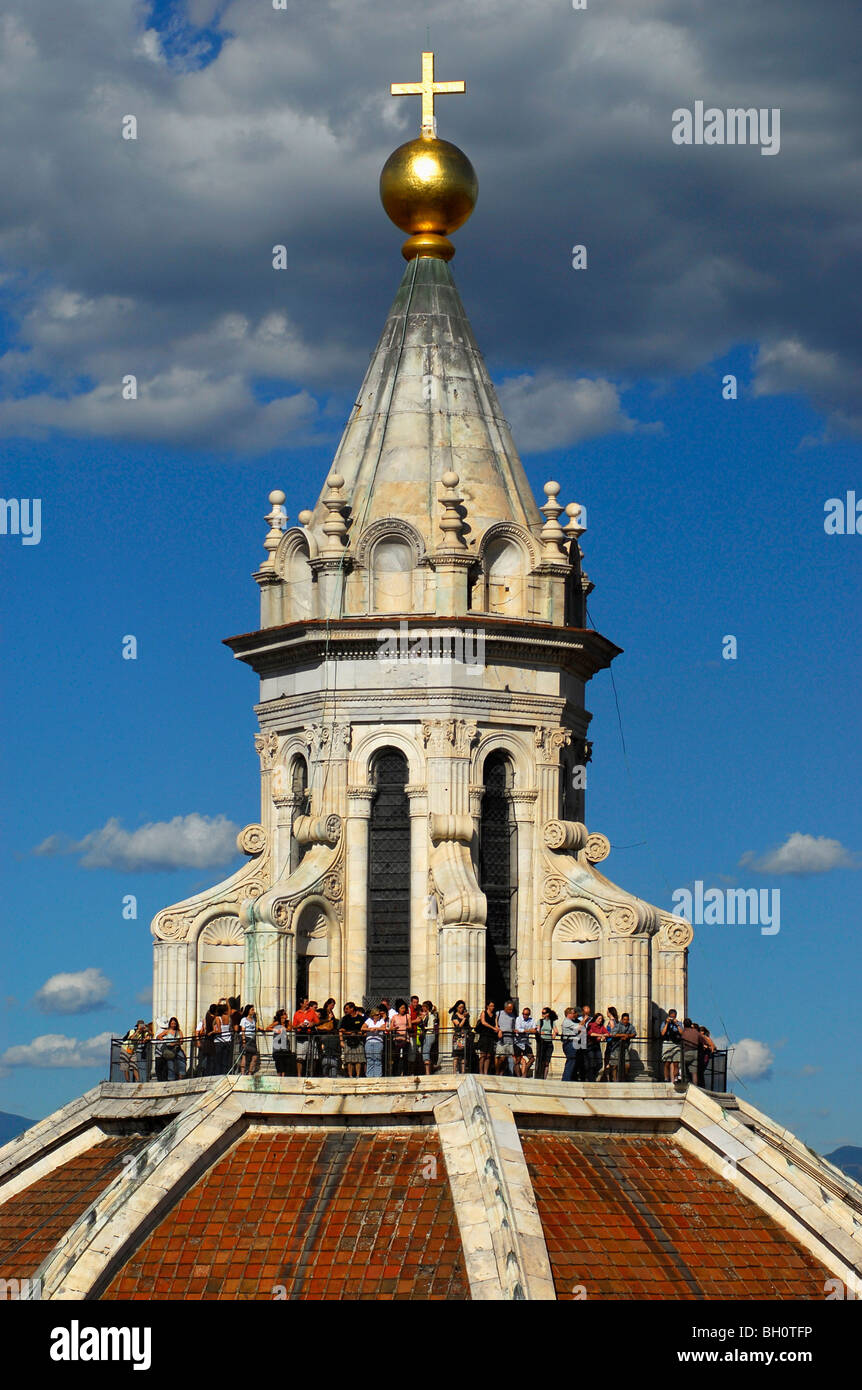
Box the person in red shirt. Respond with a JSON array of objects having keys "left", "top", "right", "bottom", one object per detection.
[{"left": 292, "top": 998, "right": 319, "bottom": 1077}]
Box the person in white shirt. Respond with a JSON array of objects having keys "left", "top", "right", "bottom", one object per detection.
[
  {"left": 514, "top": 1007, "right": 537, "bottom": 1077},
  {"left": 362, "top": 1008, "right": 389, "bottom": 1077},
  {"left": 239, "top": 1004, "right": 259, "bottom": 1075}
]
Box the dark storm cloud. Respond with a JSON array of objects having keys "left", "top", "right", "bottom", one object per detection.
[{"left": 0, "top": 0, "right": 858, "bottom": 449}]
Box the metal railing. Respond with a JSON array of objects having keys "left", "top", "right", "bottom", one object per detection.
[{"left": 108, "top": 1030, "right": 726, "bottom": 1090}]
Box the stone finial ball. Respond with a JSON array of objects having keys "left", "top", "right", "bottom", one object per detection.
[
  {"left": 298, "top": 510, "right": 313, "bottom": 526},
  {"left": 544, "top": 480, "right": 561, "bottom": 497},
  {"left": 380, "top": 137, "right": 478, "bottom": 236},
  {"left": 269, "top": 489, "right": 286, "bottom": 505},
  {"left": 327, "top": 473, "right": 344, "bottom": 490},
  {"left": 442, "top": 470, "right": 460, "bottom": 488}
]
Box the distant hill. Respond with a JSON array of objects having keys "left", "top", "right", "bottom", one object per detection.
[
  {"left": 0, "top": 1111, "right": 32, "bottom": 1145},
  {"left": 825, "top": 1145, "right": 862, "bottom": 1184}
]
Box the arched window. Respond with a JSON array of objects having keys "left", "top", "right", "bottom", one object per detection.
[
  {"left": 484, "top": 537, "right": 526, "bottom": 617},
  {"left": 479, "top": 751, "right": 518, "bottom": 1004},
  {"left": 290, "top": 756, "right": 309, "bottom": 873},
  {"left": 372, "top": 538, "right": 413, "bottom": 613},
  {"left": 366, "top": 749, "right": 411, "bottom": 1002},
  {"left": 283, "top": 534, "right": 314, "bottom": 622}
]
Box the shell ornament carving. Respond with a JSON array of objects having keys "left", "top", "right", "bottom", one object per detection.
[
  {"left": 237, "top": 824, "right": 266, "bottom": 857},
  {"left": 201, "top": 915, "right": 244, "bottom": 946},
  {"left": 555, "top": 911, "right": 601, "bottom": 943}
]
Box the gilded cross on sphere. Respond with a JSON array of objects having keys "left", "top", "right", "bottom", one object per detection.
[{"left": 390, "top": 52, "right": 466, "bottom": 137}]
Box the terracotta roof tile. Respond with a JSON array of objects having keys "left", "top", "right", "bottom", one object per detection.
[
  {"left": 523, "top": 1132, "right": 832, "bottom": 1300},
  {"left": 104, "top": 1129, "right": 469, "bottom": 1301},
  {"left": 0, "top": 1137, "right": 138, "bottom": 1280}
]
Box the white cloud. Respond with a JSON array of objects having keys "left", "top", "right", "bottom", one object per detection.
[
  {"left": 752, "top": 339, "right": 862, "bottom": 436},
  {"left": 0, "top": 1031, "right": 113, "bottom": 1073},
  {"left": 33, "top": 967, "right": 112, "bottom": 1014},
  {"left": 740, "top": 832, "right": 857, "bottom": 876},
  {"left": 716, "top": 1036, "right": 774, "bottom": 1081},
  {"left": 496, "top": 372, "right": 641, "bottom": 452},
  {"left": 34, "top": 813, "right": 242, "bottom": 871}
]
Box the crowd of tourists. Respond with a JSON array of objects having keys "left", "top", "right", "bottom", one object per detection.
[{"left": 117, "top": 997, "right": 716, "bottom": 1086}]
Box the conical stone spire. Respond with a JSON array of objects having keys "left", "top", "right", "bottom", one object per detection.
[{"left": 309, "top": 255, "right": 542, "bottom": 550}]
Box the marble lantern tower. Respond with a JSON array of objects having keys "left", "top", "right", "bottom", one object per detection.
[{"left": 151, "top": 55, "right": 693, "bottom": 1045}]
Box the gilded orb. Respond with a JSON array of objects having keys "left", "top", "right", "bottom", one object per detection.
[{"left": 380, "top": 137, "right": 478, "bottom": 260}]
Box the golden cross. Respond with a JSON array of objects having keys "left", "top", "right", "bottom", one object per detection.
[{"left": 390, "top": 52, "right": 466, "bottom": 137}]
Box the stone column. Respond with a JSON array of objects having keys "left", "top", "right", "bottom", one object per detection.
[
  {"left": 424, "top": 720, "right": 484, "bottom": 1018},
  {"left": 345, "top": 786, "right": 374, "bottom": 1004},
  {"left": 153, "top": 939, "right": 193, "bottom": 1030},
  {"left": 438, "top": 927, "right": 486, "bottom": 1024},
  {"left": 406, "top": 784, "right": 431, "bottom": 1001},
  {"left": 653, "top": 918, "right": 692, "bottom": 1020},
  {"left": 303, "top": 721, "right": 351, "bottom": 821},
  {"left": 534, "top": 726, "right": 571, "bottom": 826},
  {"left": 254, "top": 730, "right": 281, "bottom": 868},
  {"left": 243, "top": 915, "right": 286, "bottom": 1023},
  {"left": 511, "top": 791, "right": 538, "bottom": 1001}
]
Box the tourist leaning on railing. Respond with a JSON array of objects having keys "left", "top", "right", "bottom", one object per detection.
[
  {"left": 292, "top": 998, "right": 319, "bottom": 1077},
  {"left": 156, "top": 1017, "right": 186, "bottom": 1081},
  {"left": 238, "top": 1004, "right": 259, "bottom": 1076},
  {"left": 536, "top": 1008, "right": 557, "bottom": 1079},
  {"left": 600, "top": 1011, "right": 636, "bottom": 1081},
  {"left": 269, "top": 1009, "right": 291, "bottom": 1075},
  {"left": 449, "top": 1000, "right": 470, "bottom": 1074},
  {"left": 475, "top": 1001, "right": 499, "bottom": 1075},
  {"left": 514, "top": 1007, "right": 536, "bottom": 1078},
  {"left": 362, "top": 1007, "right": 388, "bottom": 1077},
  {"left": 119, "top": 1020, "right": 151, "bottom": 1082},
  {"left": 339, "top": 1002, "right": 366, "bottom": 1078},
  {"left": 389, "top": 1001, "right": 411, "bottom": 1075}
]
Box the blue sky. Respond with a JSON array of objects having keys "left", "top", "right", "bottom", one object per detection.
[{"left": 1, "top": 0, "right": 860, "bottom": 1152}]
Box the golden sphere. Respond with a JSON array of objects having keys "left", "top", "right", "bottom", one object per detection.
[{"left": 380, "top": 137, "right": 478, "bottom": 237}]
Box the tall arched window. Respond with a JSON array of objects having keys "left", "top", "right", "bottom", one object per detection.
[
  {"left": 479, "top": 751, "right": 518, "bottom": 1005},
  {"left": 372, "top": 538, "right": 413, "bottom": 613},
  {"left": 485, "top": 537, "right": 526, "bottom": 617},
  {"left": 366, "top": 748, "right": 411, "bottom": 1003}
]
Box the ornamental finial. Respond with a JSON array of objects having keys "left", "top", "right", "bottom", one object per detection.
[{"left": 381, "top": 51, "right": 477, "bottom": 262}]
